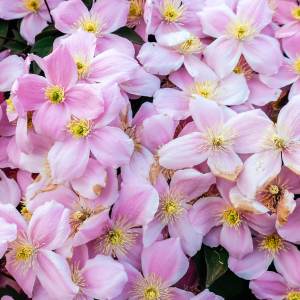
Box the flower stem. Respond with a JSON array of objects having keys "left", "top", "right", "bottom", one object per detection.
[{"left": 44, "top": 0, "right": 54, "bottom": 24}]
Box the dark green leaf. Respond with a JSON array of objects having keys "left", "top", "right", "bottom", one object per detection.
[
  {"left": 193, "top": 247, "right": 207, "bottom": 290},
  {"left": 35, "top": 24, "right": 63, "bottom": 42},
  {"left": 32, "top": 36, "right": 55, "bottom": 57},
  {"left": 82, "top": 0, "right": 93, "bottom": 5},
  {"left": 112, "top": 26, "right": 145, "bottom": 45},
  {"left": 12, "top": 29, "right": 26, "bottom": 43},
  {"left": 0, "top": 19, "right": 9, "bottom": 46},
  {"left": 32, "top": 61, "right": 42, "bottom": 75},
  {"left": 3, "top": 41, "right": 27, "bottom": 55},
  {"left": 204, "top": 245, "right": 229, "bottom": 288},
  {"left": 0, "top": 285, "right": 22, "bottom": 299}
]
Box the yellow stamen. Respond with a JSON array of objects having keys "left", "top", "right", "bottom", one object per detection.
[
  {"left": 45, "top": 85, "right": 65, "bottom": 104},
  {"left": 27, "top": 111, "right": 33, "bottom": 130},
  {"left": 67, "top": 118, "right": 92, "bottom": 138},
  {"left": 174, "top": 35, "right": 204, "bottom": 56},
  {"left": 127, "top": 0, "right": 145, "bottom": 26},
  {"left": 233, "top": 56, "right": 254, "bottom": 80},
  {"left": 21, "top": 205, "right": 33, "bottom": 221},
  {"left": 293, "top": 55, "right": 300, "bottom": 74},
  {"left": 153, "top": 153, "right": 176, "bottom": 180},
  {"left": 258, "top": 233, "right": 288, "bottom": 259},
  {"left": 95, "top": 215, "right": 137, "bottom": 257},
  {"left": 218, "top": 206, "right": 242, "bottom": 229},
  {"left": 158, "top": 0, "right": 187, "bottom": 23},
  {"left": 73, "top": 13, "right": 107, "bottom": 38},
  {"left": 224, "top": 16, "right": 260, "bottom": 41},
  {"left": 291, "top": 7, "right": 300, "bottom": 21},
  {"left": 121, "top": 122, "right": 143, "bottom": 154},
  {"left": 71, "top": 262, "right": 87, "bottom": 296},
  {"left": 73, "top": 53, "right": 91, "bottom": 80},
  {"left": 186, "top": 80, "right": 223, "bottom": 101},
  {"left": 6, "top": 99, "right": 15, "bottom": 112},
  {"left": 131, "top": 273, "right": 173, "bottom": 300},
  {"left": 287, "top": 291, "right": 300, "bottom": 300},
  {"left": 23, "top": 0, "right": 42, "bottom": 13}
]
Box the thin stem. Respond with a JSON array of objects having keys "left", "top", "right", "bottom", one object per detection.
[
  {"left": 44, "top": 0, "right": 54, "bottom": 24},
  {"left": 0, "top": 271, "right": 15, "bottom": 281},
  {"left": 0, "top": 36, "right": 27, "bottom": 45}
]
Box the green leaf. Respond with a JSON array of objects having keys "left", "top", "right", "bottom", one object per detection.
[
  {"left": 35, "top": 24, "right": 63, "bottom": 42},
  {"left": 82, "top": 0, "right": 93, "bottom": 5},
  {"left": 12, "top": 29, "right": 26, "bottom": 43},
  {"left": 204, "top": 245, "right": 229, "bottom": 288},
  {"left": 32, "top": 36, "right": 55, "bottom": 57},
  {"left": 0, "top": 19, "right": 9, "bottom": 46},
  {"left": 112, "top": 26, "right": 145, "bottom": 45},
  {"left": 32, "top": 61, "right": 41, "bottom": 75},
  {"left": 193, "top": 248, "right": 207, "bottom": 290},
  {"left": 0, "top": 285, "right": 22, "bottom": 299},
  {"left": 3, "top": 41, "right": 27, "bottom": 55}
]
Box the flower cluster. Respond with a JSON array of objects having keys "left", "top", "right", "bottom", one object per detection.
[{"left": 0, "top": 0, "right": 300, "bottom": 299}]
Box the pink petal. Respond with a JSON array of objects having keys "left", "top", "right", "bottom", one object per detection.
[
  {"left": 228, "top": 238, "right": 273, "bottom": 280},
  {"left": 0, "top": 103, "right": 16, "bottom": 137},
  {"left": 0, "top": 0, "right": 29, "bottom": 19},
  {"left": 66, "top": 84, "right": 104, "bottom": 119},
  {"left": 143, "top": 218, "right": 165, "bottom": 248},
  {"left": 142, "top": 238, "right": 189, "bottom": 285},
  {"left": 132, "top": 102, "right": 157, "bottom": 126},
  {"left": 16, "top": 116, "right": 33, "bottom": 155},
  {"left": 242, "top": 34, "right": 283, "bottom": 76},
  {"left": 82, "top": 255, "right": 127, "bottom": 299},
  {"left": 0, "top": 218, "right": 17, "bottom": 257},
  {"left": 220, "top": 224, "right": 253, "bottom": 259},
  {"left": 17, "top": 169, "right": 32, "bottom": 195},
  {"left": 153, "top": 88, "right": 190, "bottom": 121},
  {"left": 169, "top": 213, "right": 203, "bottom": 257},
  {"left": 169, "top": 67, "right": 195, "bottom": 90},
  {"left": 207, "top": 150, "right": 243, "bottom": 182},
  {"left": 36, "top": 249, "right": 79, "bottom": 300},
  {"left": 198, "top": 4, "right": 236, "bottom": 38},
  {"left": 243, "top": 213, "right": 276, "bottom": 235},
  {"left": 158, "top": 133, "right": 210, "bottom": 169},
  {"left": 17, "top": 74, "right": 48, "bottom": 110},
  {"left": 249, "top": 271, "right": 289, "bottom": 300},
  {"left": 202, "top": 226, "right": 221, "bottom": 248},
  {"left": 33, "top": 101, "right": 70, "bottom": 141},
  {"left": 0, "top": 169, "right": 21, "bottom": 207},
  {"left": 51, "top": 0, "right": 89, "bottom": 34},
  {"left": 89, "top": 49, "right": 139, "bottom": 84},
  {"left": 0, "top": 136, "right": 12, "bottom": 168},
  {"left": 170, "top": 169, "right": 216, "bottom": 201},
  {"left": 274, "top": 243, "right": 300, "bottom": 287},
  {"left": 32, "top": 282, "right": 53, "bottom": 300},
  {"left": 155, "top": 22, "right": 190, "bottom": 47},
  {"left": 43, "top": 45, "right": 77, "bottom": 90},
  {"left": 20, "top": 13, "right": 48, "bottom": 45},
  {"left": 0, "top": 55, "right": 24, "bottom": 92},
  {"left": 204, "top": 37, "right": 242, "bottom": 79},
  {"left": 111, "top": 183, "right": 159, "bottom": 226},
  {"left": 28, "top": 200, "right": 71, "bottom": 250},
  {"left": 282, "top": 32, "right": 300, "bottom": 60},
  {"left": 0, "top": 203, "right": 27, "bottom": 232},
  {"left": 89, "top": 126, "right": 134, "bottom": 168},
  {"left": 95, "top": 34, "right": 135, "bottom": 57},
  {"left": 48, "top": 136, "right": 90, "bottom": 182},
  {"left": 120, "top": 67, "right": 160, "bottom": 97},
  {"left": 274, "top": 0, "right": 298, "bottom": 24},
  {"left": 70, "top": 244, "right": 89, "bottom": 269},
  {"left": 137, "top": 42, "right": 184, "bottom": 75},
  {"left": 275, "top": 21, "right": 300, "bottom": 39},
  {"left": 236, "top": 0, "right": 273, "bottom": 30},
  {"left": 237, "top": 152, "right": 282, "bottom": 199},
  {"left": 170, "top": 288, "right": 195, "bottom": 300},
  {"left": 189, "top": 197, "right": 226, "bottom": 235},
  {"left": 248, "top": 74, "right": 282, "bottom": 106}
]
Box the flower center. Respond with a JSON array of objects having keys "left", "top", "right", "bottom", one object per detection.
[
  {"left": 258, "top": 234, "right": 287, "bottom": 259},
  {"left": 269, "top": 184, "right": 280, "bottom": 195},
  {"left": 291, "top": 7, "right": 300, "bottom": 21},
  {"left": 16, "top": 246, "right": 33, "bottom": 262},
  {"left": 272, "top": 134, "right": 285, "bottom": 149},
  {"left": 6, "top": 99, "right": 15, "bottom": 112},
  {"left": 73, "top": 53, "right": 91, "bottom": 79},
  {"left": 287, "top": 291, "right": 300, "bottom": 300},
  {"left": 233, "top": 56, "right": 254, "bottom": 80},
  {"left": 224, "top": 16, "right": 260, "bottom": 41},
  {"left": 74, "top": 210, "right": 90, "bottom": 221},
  {"left": 23, "top": 0, "right": 41, "bottom": 12},
  {"left": 95, "top": 216, "right": 137, "bottom": 257},
  {"left": 220, "top": 206, "right": 242, "bottom": 228},
  {"left": 73, "top": 13, "right": 107, "bottom": 38},
  {"left": 156, "top": 190, "right": 188, "bottom": 225},
  {"left": 45, "top": 85, "right": 65, "bottom": 104},
  {"left": 21, "top": 205, "right": 33, "bottom": 221},
  {"left": 67, "top": 118, "right": 92, "bottom": 138},
  {"left": 131, "top": 273, "right": 172, "bottom": 300},
  {"left": 159, "top": 0, "right": 187, "bottom": 23},
  {"left": 174, "top": 35, "right": 204, "bottom": 56},
  {"left": 129, "top": 0, "right": 144, "bottom": 17},
  {"left": 293, "top": 56, "right": 300, "bottom": 74},
  {"left": 186, "top": 80, "right": 222, "bottom": 100},
  {"left": 199, "top": 123, "right": 237, "bottom": 153}
]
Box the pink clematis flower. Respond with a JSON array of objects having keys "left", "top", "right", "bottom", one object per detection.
[
  {"left": 52, "top": 0, "right": 135, "bottom": 56},
  {"left": 0, "top": 169, "right": 21, "bottom": 207},
  {"left": 260, "top": 32, "right": 300, "bottom": 99},
  {"left": 275, "top": 0, "right": 300, "bottom": 38},
  {"left": 191, "top": 289, "right": 224, "bottom": 300},
  {"left": 228, "top": 230, "right": 300, "bottom": 284},
  {"left": 17, "top": 45, "right": 104, "bottom": 141},
  {"left": 157, "top": 96, "right": 272, "bottom": 181},
  {"left": 143, "top": 169, "right": 215, "bottom": 256},
  {"left": 250, "top": 271, "right": 300, "bottom": 300},
  {"left": 146, "top": 0, "right": 205, "bottom": 46},
  {"left": 0, "top": 201, "right": 79, "bottom": 299},
  {"left": 115, "top": 238, "right": 194, "bottom": 300},
  {"left": 189, "top": 182, "right": 276, "bottom": 259},
  {"left": 237, "top": 95, "right": 300, "bottom": 199},
  {"left": 0, "top": 0, "right": 63, "bottom": 45},
  {"left": 198, "top": 0, "right": 283, "bottom": 78},
  {"left": 153, "top": 66, "right": 249, "bottom": 121}
]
